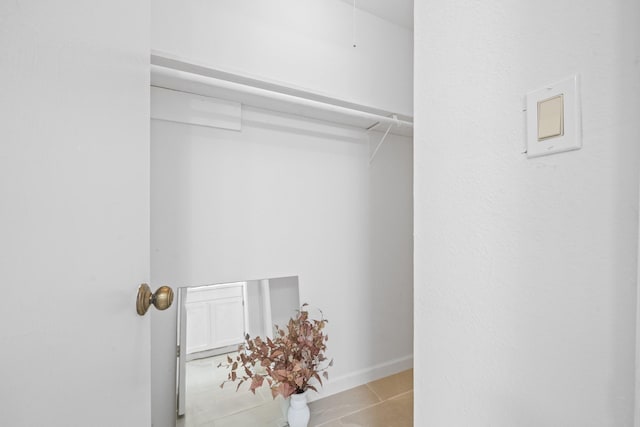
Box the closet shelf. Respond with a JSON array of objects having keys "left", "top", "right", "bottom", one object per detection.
[{"left": 151, "top": 51, "right": 413, "bottom": 137}]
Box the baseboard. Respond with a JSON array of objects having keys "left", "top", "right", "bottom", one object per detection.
[{"left": 307, "top": 354, "right": 413, "bottom": 402}]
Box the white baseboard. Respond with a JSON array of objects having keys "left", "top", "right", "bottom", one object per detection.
[{"left": 307, "top": 354, "right": 413, "bottom": 402}]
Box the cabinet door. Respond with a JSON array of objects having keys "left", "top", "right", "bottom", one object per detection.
[
  {"left": 185, "top": 302, "right": 211, "bottom": 354},
  {"left": 210, "top": 296, "right": 246, "bottom": 348},
  {"left": 184, "top": 283, "right": 246, "bottom": 354}
]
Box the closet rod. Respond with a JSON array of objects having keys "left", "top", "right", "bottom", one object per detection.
[{"left": 151, "top": 64, "right": 414, "bottom": 130}]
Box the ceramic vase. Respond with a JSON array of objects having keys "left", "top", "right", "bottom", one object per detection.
[{"left": 287, "top": 390, "right": 310, "bottom": 427}]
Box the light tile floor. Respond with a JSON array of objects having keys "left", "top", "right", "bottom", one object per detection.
[
  {"left": 178, "top": 353, "right": 413, "bottom": 427},
  {"left": 310, "top": 370, "right": 413, "bottom": 427}
]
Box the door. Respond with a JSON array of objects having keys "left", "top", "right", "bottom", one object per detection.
[{"left": 0, "top": 2, "right": 151, "bottom": 426}]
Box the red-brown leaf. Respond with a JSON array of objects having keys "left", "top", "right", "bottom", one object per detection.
[{"left": 249, "top": 375, "right": 264, "bottom": 393}]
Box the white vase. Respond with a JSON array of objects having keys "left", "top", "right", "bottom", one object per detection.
[
  {"left": 279, "top": 395, "right": 289, "bottom": 421},
  {"left": 287, "top": 390, "right": 310, "bottom": 427}
]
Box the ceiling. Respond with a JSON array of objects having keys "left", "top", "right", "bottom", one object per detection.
[{"left": 339, "top": 0, "right": 413, "bottom": 29}]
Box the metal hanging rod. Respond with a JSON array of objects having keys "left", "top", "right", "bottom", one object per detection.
[{"left": 150, "top": 61, "right": 413, "bottom": 130}]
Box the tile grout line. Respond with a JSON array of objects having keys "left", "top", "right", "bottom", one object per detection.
[
  {"left": 314, "top": 383, "right": 414, "bottom": 427},
  {"left": 390, "top": 389, "right": 413, "bottom": 399},
  {"left": 314, "top": 401, "right": 388, "bottom": 427},
  {"left": 365, "top": 383, "right": 384, "bottom": 402},
  {"left": 313, "top": 375, "right": 414, "bottom": 427},
  {"left": 331, "top": 391, "right": 413, "bottom": 427},
  {"left": 367, "top": 383, "right": 414, "bottom": 401},
  {"left": 310, "top": 384, "right": 384, "bottom": 427}
]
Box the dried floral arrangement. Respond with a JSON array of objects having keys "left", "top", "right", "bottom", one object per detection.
[{"left": 219, "top": 303, "right": 333, "bottom": 399}]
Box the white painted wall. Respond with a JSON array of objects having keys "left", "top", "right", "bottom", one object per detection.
[
  {"left": 414, "top": 1, "right": 640, "bottom": 426},
  {"left": 0, "top": 1, "right": 151, "bottom": 425},
  {"left": 151, "top": 0, "right": 413, "bottom": 116},
  {"left": 246, "top": 280, "right": 266, "bottom": 337},
  {"left": 150, "top": 5, "right": 414, "bottom": 424},
  {"left": 151, "top": 103, "right": 412, "bottom": 426},
  {"left": 269, "top": 276, "right": 301, "bottom": 331}
]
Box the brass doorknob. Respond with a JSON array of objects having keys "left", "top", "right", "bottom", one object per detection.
[{"left": 136, "top": 283, "right": 174, "bottom": 315}]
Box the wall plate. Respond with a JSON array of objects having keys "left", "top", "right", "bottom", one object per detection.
[{"left": 526, "top": 75, "right": 581, "bottom": 158}]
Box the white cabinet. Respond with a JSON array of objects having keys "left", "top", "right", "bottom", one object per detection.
[{"left": 185, "top": 283, "right": 246, "bottom": 355}]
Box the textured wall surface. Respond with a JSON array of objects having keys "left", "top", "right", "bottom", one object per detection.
[{"left": 414, "top": 1, "right": 640, "bottom": 425}]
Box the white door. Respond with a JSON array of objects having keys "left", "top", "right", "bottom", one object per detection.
[{"left": 0, "top": 2, "right": 151, "bottom": 426}]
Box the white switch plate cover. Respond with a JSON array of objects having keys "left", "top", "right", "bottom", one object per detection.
[{"left": 526, "top": 75, "right": 581, "bottom": 158}]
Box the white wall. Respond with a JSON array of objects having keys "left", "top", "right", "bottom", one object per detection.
[
  {"left": 151, "top": 0, "right": 413, "bottom": 116},
  {"left": 269, "top": 276, "right": 301, "bottom": 332},
  {"left": 246, "top": 280, "right": 266, "bottom": 337},
  {"left": 150, "top": 103, "right": 413, "bottom": 426},
  {"left": 415, "top": 1, "right": 640, "bottom": 426},
  {"left": 150, "top": 4, "right": 414, "bottom": 424}
]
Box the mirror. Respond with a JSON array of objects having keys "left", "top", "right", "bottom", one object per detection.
[{"left": 176, "top": 276, "right": 300, "bottom": 427}]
